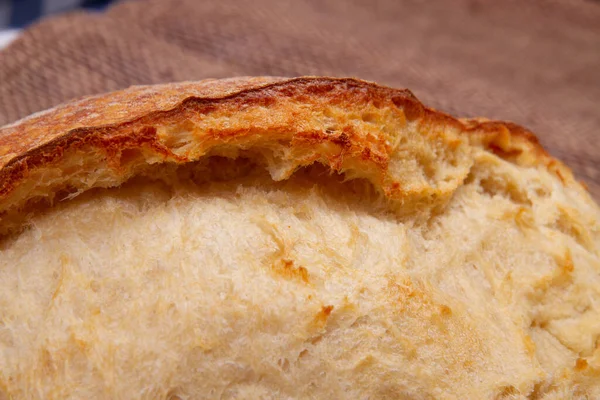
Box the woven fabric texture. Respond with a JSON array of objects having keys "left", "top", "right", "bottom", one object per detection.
[{"left": 1, "top": 0, "right": 599, "bottom": 196}]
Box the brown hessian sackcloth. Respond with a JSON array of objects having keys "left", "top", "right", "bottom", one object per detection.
[{"left": 1, "top": 0, "right": 599, "bottom": 197}]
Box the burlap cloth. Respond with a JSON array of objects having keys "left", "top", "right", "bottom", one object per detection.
[{"left": 1, "top": 0, "right": 599, "bottom": 197}]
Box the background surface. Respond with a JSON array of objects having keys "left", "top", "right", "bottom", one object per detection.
[{"left": 1, "top": 0, "right": 599, "bottom": 197}]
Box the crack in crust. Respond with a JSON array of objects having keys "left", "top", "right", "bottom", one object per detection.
[{"left": 0, "top": 77, "right": 579, "bottom": 231}]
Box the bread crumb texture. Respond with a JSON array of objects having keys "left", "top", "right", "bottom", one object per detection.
[{"left": 0, "top": 77, "right": 599, "bottom": 399}]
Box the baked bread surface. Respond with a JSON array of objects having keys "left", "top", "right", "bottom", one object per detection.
[{"left": 0, "top": 77, "right": 598, "bottom": 399}]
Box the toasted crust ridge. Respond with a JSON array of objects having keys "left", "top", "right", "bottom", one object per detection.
[{"left": 0, "top": 77, "right": 581, "bottom": 228}]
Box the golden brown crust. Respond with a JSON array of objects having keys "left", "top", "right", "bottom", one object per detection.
[{"left": 0, "top": 76, "right": 580, "bottom": 225}]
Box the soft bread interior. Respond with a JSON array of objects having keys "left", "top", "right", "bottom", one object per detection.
[{"left": 1, "top": 155, "right": 599, "bottom": 399}]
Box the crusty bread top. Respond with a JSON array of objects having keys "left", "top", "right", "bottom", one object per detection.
[{"left": 0, "top": 77, "right": 584, "bottom": 232}]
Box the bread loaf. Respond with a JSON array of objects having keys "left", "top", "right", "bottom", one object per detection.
[{"left": 0, "top": 77, "right": 598, "bottom": 399}]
